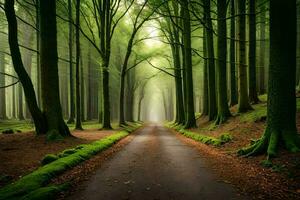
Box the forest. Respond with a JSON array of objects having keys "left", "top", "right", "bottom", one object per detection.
[{"left": 0, "top": 0, "right": 299, "bottom": 199}]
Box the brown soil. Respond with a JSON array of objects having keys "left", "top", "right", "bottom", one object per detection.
[{"left": 0, "top": 129, "right": 117, "bottom": 187}]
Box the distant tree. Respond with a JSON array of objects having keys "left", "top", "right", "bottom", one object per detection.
[
  {"left": 203, "top": 0, "right": 217, "bottom": 120},
  {"left": 181, "top": 0, "right": 196, "bottom": 128},
  {"left": 248, "top": 0, "right": 259, "bottom": 104},
  {"left": 229, "top": 0, "right": 237, "bottom": 106},
  {"left": 215, "top": 0, "right": 231, "bottom": 124},
  {"left": 67, "top": 0, "right": 75, "bottom": 124},
  {"left": 237, "top": 0, "right": 252, "bottom": 112},
  {"left": 239, "top": 0, "right": 299, "bottom": 157}
]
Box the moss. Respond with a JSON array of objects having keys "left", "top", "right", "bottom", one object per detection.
[
  {"left": 0, "top": 124, "right": 141, "bottom": 200},
  {"left": 239, "top": 103, "right": 267, "bottom": 122},
  {"left": 58, "top": 149, "right": 77, "bottom": 158},
  {"left": 219, "top": 133, "right": 233, "bottom": 143},
  {"left": 41, "top": 154, "right": 58, "bottom": 166},
  {"left": 21, "top": 184, "right": 69, "bottom": 200},
  {"left": 2, "top": 129, "right": 14, "bottom": 134},
  {"left": 195, "top": 112, "right": 201, "bottom": 120},
  {"left": 178, "top": 129, "right": 223, "bottom": 146},
  {"left": 46, "top": 130, "right": 64, "bottom": 141}
]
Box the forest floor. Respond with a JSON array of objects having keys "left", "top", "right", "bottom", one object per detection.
[
  {"left": 0, "top": 121, "right": 120, "bottom": 187},
  {"left": 186, "top": 94, "right": 300, "bottom": 199}
]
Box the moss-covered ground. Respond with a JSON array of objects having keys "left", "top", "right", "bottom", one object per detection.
[{"left": 0, "top": 123, "right": 141, "bottom": 200}]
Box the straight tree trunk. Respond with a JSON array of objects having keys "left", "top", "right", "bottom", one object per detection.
[
  {"left": 35, "top": 0, "right": 41, "bottom": 107},
  {"left": 75, "top": 0, "right": 83, "bottom": 130},
  {"left": 204, "top": 0, "right": 217, "bottom": 120},
  {"left": 258, "top": 4, "right": 266, "bottom": 94},
  {"left": 239, "top": 0, "right": 299, "bottom": 157},
  {"left": 248, "top": 0, "right": 259, "bottom": 104},
  {"left": 181, "top": 0, "right": 196, "bottom": 128},
  {"left": 215, "top": 0, "right": 231, "bottom": 124},
  {"left": 202, "top": 28, "right": 208, "bottom": 116},
  {"left": 40, "top": 0, "right": 70, "bottom": 136},
  {"left": 0, "top": 52, "right": 7, "bottom": 119},
  {"left": 18, "top": 83, "right": 24, "bottom": 120},
  {"left": 87, "top": 46, "right": 93, "bottom": 120},
  {"left": 229, "top": 0, "right": 237, "bottom": 106},
  {"left": 67, "top": 0, "right": 75, "bottom": 124},
  {"left": 237, "top": 0, "right": 252, "bottom": 112}
]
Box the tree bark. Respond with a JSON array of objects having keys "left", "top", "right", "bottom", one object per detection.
[
  {"left": 181, "top": 0, "right": 196, "bottom": 128},
  {"left": 215, "top": 0, "right": 231, "bottom": 124},
  {"left": 67, "top": 0, "right": 75, "bottom": 124},
  {"left": 237, "top": 0, "right": 252, "bottom": 112},
  {"left": 258, "top": 4, "right": 266, "bottom": 94},
  {"left": 229, "top": 0, "right": 237, "bottom": 106},
  {"left": 239, "top": 0, "right": 299, "bottom": 157},
  {"left": 40, "top": 0, "right": 70, "bottom": 136},
  {"left": 248, "top": 0, "right": 259, "bottom": 104},
  {"left": 203, "top": 0, "right": 217, "bottom": 120},
  {"left": 0, "top": 52, "right": 7, "bottom": 119}
]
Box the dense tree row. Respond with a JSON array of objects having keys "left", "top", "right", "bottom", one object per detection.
[{"left": 0, "top": 0, "right": 299, "bottom": 157}]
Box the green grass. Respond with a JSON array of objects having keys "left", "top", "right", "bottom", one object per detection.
[{"left": 0, "top": 123, "right": 141, "bottom": 200}]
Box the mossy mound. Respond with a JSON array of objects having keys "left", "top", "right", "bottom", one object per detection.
[
  {"left": 41, "top": 154, "right": 59, "bottom": 166},
  {"left": 58, "top": 149, "right": 77, "bottom": 158},
  {"left": 21, "top": 184, "right": 69, "bottom": 200},
  {"left": 219, "top": 133, "right": 233, "bottom": 143},
  {"left": 0, "top": 124, "right": 141, "bottom": 200},
  {"left": 178, "top": 129, "right": 223, "bottom": 146}
]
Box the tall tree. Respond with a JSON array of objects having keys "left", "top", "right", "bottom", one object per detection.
[
  {"left": 75, "top": 0, "right": 83, "bottom": 130},
  {"left": 181, "top": 0, "right": 196, "bottom": 128},
  {"left": 239, "top": 0, "right": 299, "bottom": 157},
  {"left": 258, "top": 2, "right": 266, "bottom": 94},
  {"left": 67, "top": 0, "right": 75, "bottom": 124},
  {"left": 0, "top": 52, "right": 7, "bottom": 119},
  {"left": 39, "top": 0, "right": 71, "bottom": 136},
  {"left": 229, "top": 0, "right": 237, "bottom": 106},
  {"left": 248, "top": 0, "right": 259, "bottom": 104},
  {"left": 237, "top": 0, "right": 252, "bottom": 112},
  {"left": 203, "top": 0, "right": 217, "bottom": 120},
  {"left": 215, "top": 0, "right": 231, "bottom": 124},
  {"left": 202, "top": 28, "right": 208, "bottom": 116}
]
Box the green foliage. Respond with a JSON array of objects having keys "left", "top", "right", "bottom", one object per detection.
[
  {"left": 0, "top": 124, "right": 141, "bottom": 200},
  {"left": 41, "top": 154, "right": 58, "bottom": 166},
  {"left": 195, "top": 112, "right": 201, "bottom": 120}
]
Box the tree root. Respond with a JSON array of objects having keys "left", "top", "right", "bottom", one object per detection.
[{"left": 238, "top": 127, "right": 300, "bottom": 158}]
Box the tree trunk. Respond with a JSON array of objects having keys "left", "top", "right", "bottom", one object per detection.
[
  {"left": 75, "top": 0, "right": 83, "bottom": 130},
  {"left": 0, "top": 52, "right": 7, "bottom": 119},
  {"left": 204, "top": 0, "right": 217, "bottom": 120},
  {"left": 87, "top": 45, "right": 93, "bottom": 121},
  {"left": 248, "top": 0, "right": 259, "bottom": 104},
  {"left": 237, "top": 0, "right": 252, "bottom": 113},
  {"left": 18, "top": 83, "right": 24, "bottom": 120},
  {"left": 35, "top": 0, "right": 41, "bottom": 107},
  {"left": 215, "top": 0, "right": 231, "bottom": 124},
  {"left": 67, "top": 0, "right": 75, "bottom": 124},
  {"left": 258, "top": 4, "right": 266, "bottom": 94},
  {"left": 229, "top": 0, "right": 237, "bottom": 106},
  {"left": 40, "top": 0, "right": 70, "bottom": 136},
  {"left": 4, "top": 0, "right": 46, "bottom": 133},
  {"left": 181, "top": 0, "right": 196, "bottom": 128},
  {"left": 202, "top": 28, "right": 208, "bottom": 116},
  {"left": 239, "top": 0, "right": 299, "bottom": 157}
]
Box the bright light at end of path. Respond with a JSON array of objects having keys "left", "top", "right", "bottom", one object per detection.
[{"left": 144, "top": 23, "right": 161, "bottom": 47}]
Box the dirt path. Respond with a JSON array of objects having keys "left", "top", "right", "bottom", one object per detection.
[{"left": 67, "top": 124, "right": 246, "bottom": 200}]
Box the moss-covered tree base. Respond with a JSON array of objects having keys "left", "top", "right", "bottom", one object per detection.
[
  {"left": 238, "top": 127, "right": 300, "bottom": 158},
  {"left": 215, "top": 112, "right": 231, "bottom": 125}
]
